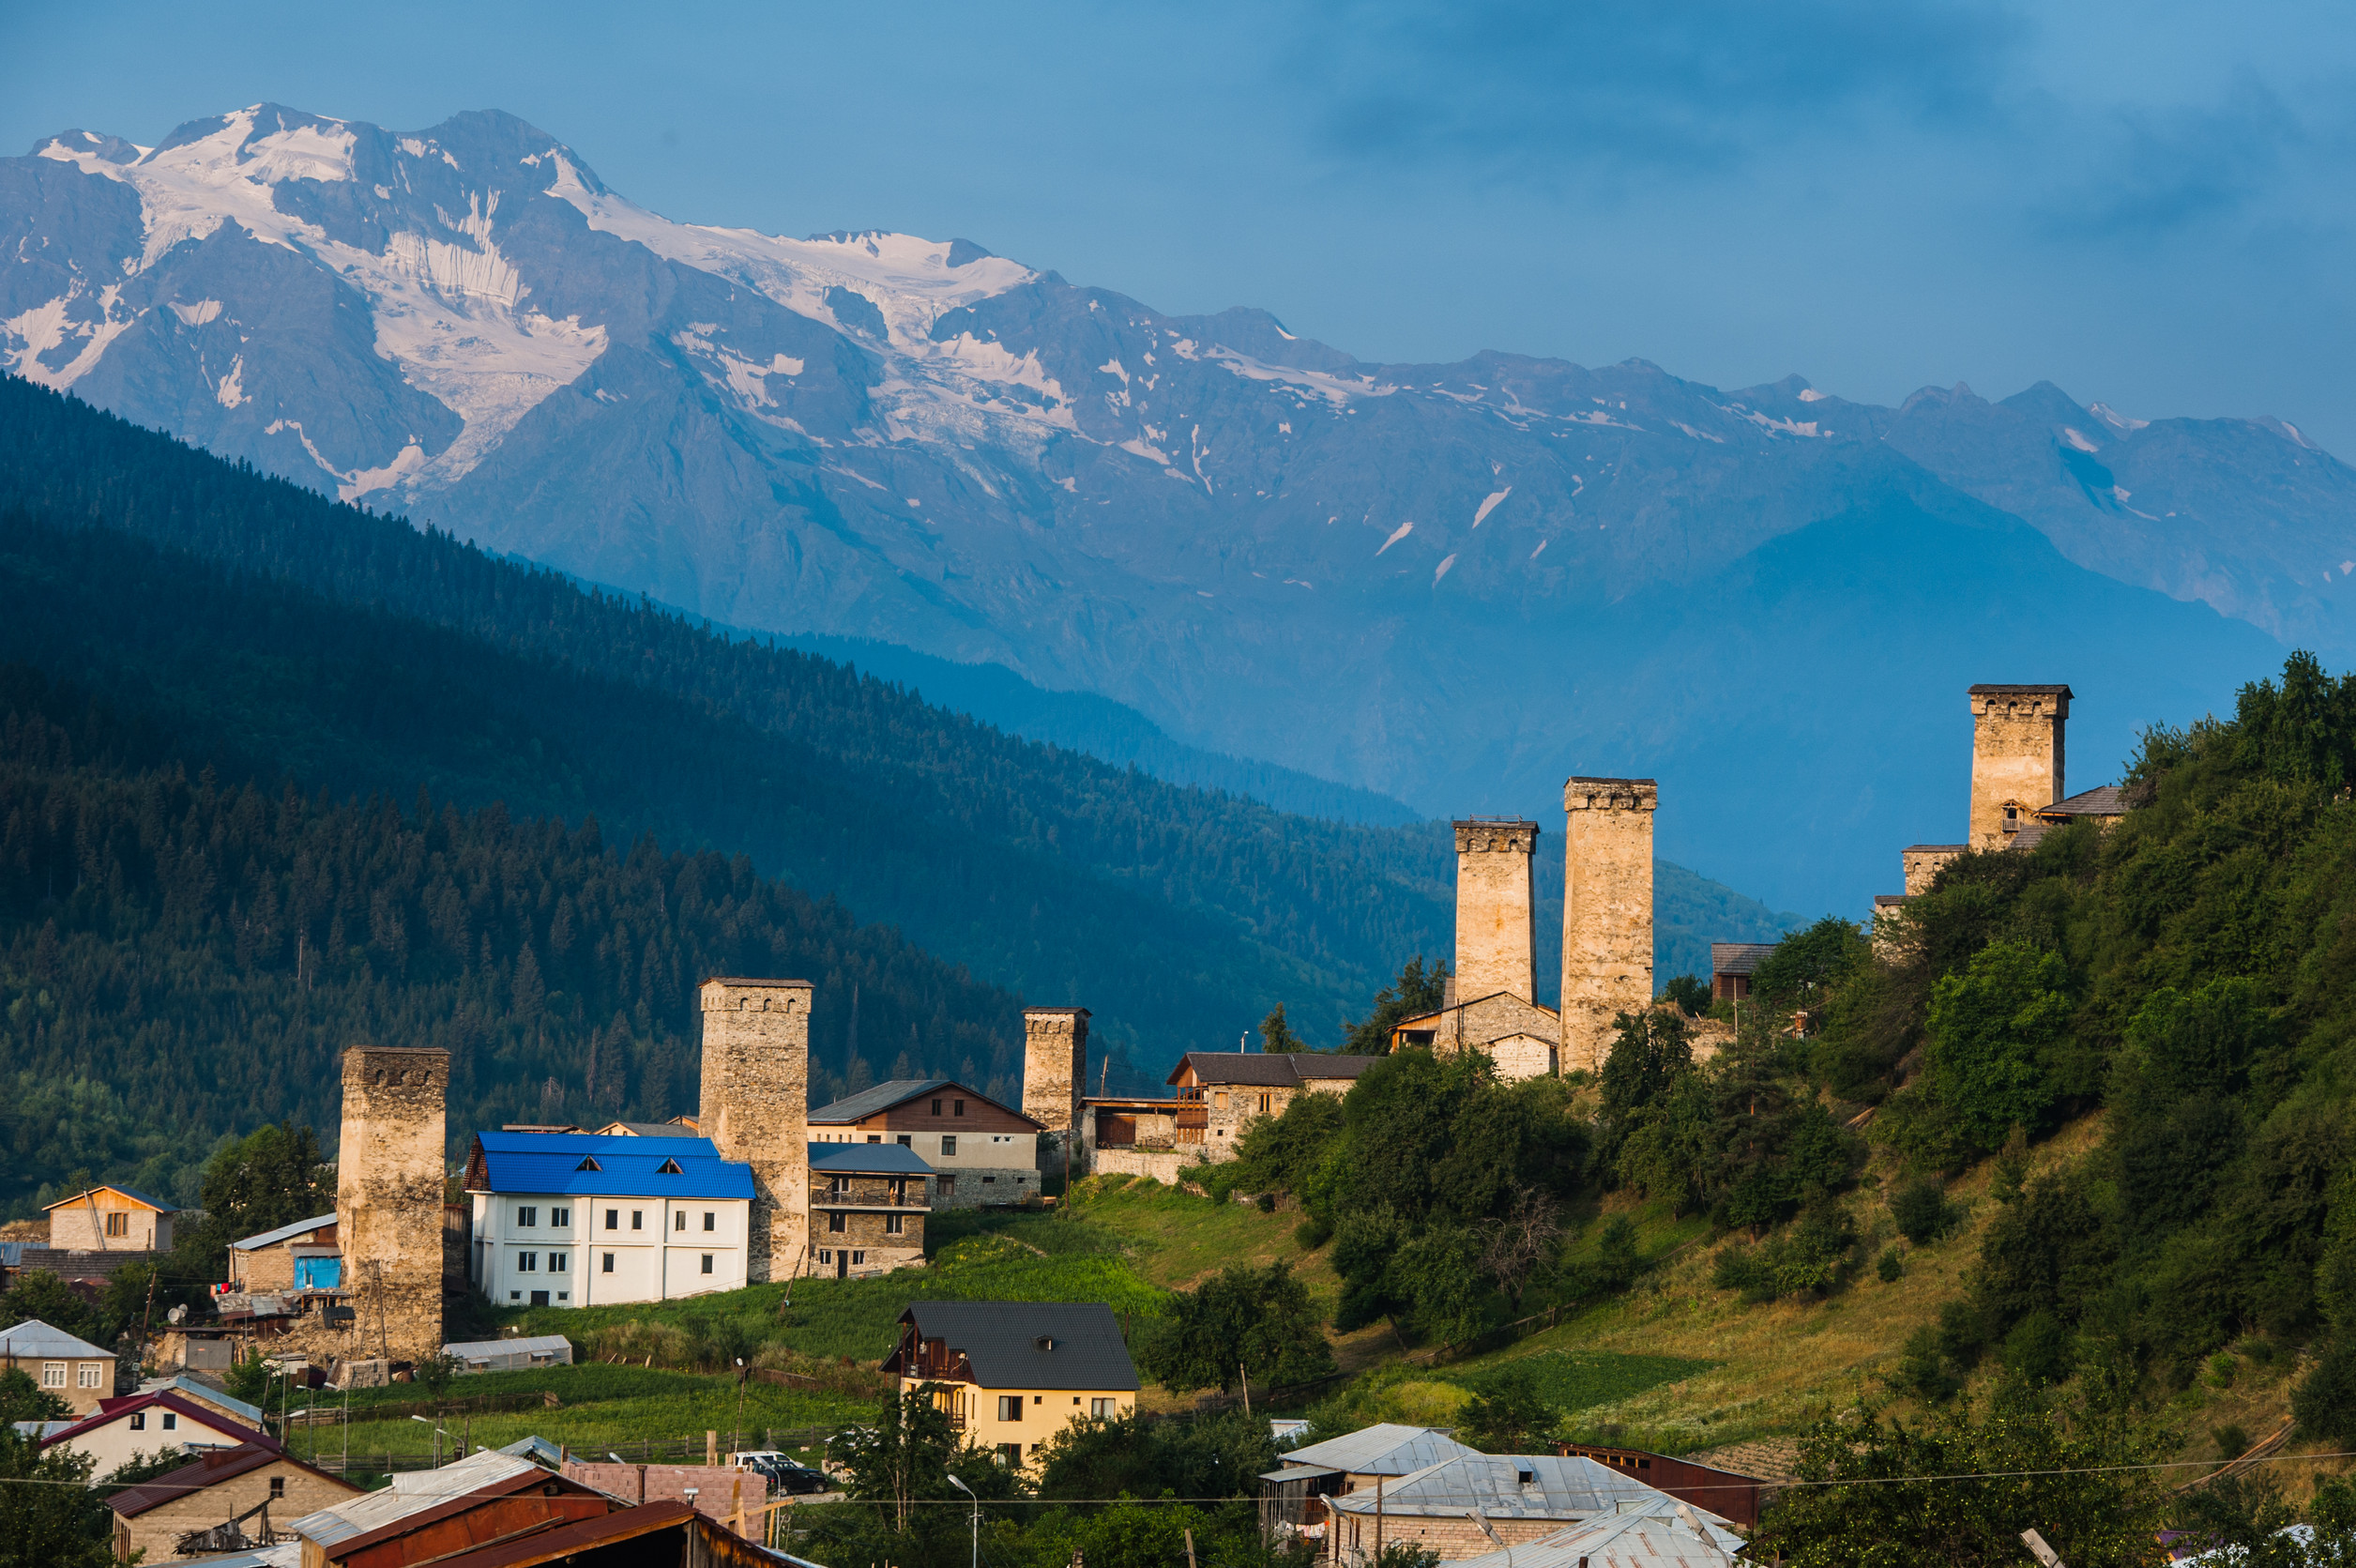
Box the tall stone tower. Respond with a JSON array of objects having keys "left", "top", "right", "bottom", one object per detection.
[
  {"left": 698, "top": 978, "right": 812, "bottom": 1283},
  {"left": 1024, "top": 1008, "right": 1090, "bottom": 1179},
  {"left": 1453, "top": 819, "right": 1539, "bottom": 1002},
  {"left": 336, "top": 1045, "right": 448, "bottom": 1361},
  {"left": 1968, "top": 684, "right": 2071, "bottom": 848},
  {"left": 1561, "top": 778, "right": 1657, "bottom": 1073}
]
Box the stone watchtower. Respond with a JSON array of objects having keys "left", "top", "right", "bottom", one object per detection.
[
  {"left": 336, "top": 1045, "right": 448, "bottom": 1361},
  {"left": 698, "top": 978, "right": 813, "bottom": 1283},
  {"left": 1561, "top": 778, "right": 1657, "bottom": 1073},
  {"left": 1023, "top": 1007, "right": 1090, "bottom": 1175},
  {"left": 1453, "top": 819, "right": 1539, "bottom": 1002},
  {"left": 1968, "top": 684, "right": 2072, "bottom": 849}
]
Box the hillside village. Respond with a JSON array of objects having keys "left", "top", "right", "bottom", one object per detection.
[{"left": 8, "top": 668, "right": 2356, "bottom": 1566}]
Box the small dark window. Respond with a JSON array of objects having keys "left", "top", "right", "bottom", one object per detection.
[
  {"left": 897, "top": 1134, "right": 912, "bottom": 1147},
  {"left": 576, "top": 1156, "right": 601, "bottom": 1171},
  {"left": 161, "top": 1413, "right": 176, "bottom": 1431},
  {"left": 601, "top": 1253, "right": 615, "bottom": 1273},
  {"left": 829, "top": 1212, "right": 846, "bottom": 1234},
  {"left": 866, "top": 1134, "right": 883, "bottom": 1144},
  {"left": 129, "top": 1413, "right": 145, "bottom": 1431},
  {"left": 657, "top": 1158, "right": 682, "bottom": 1174},
  {"left": 606, "top": 1209, "right": 618, "bottom": 1229},
  {"left": 931, "top": 1099, "right": 943, "bottom": 1116},
  {"left": 517, "top": 1207, "right": 537, "bottom": 1227},
  {"left": 270, "top": 1477, "right": 285, "bottom": 1499},
  {"left": 675, "top": 1211, "right": 686, "bottom": 1231},
  {"left": 631, "top": 1210, "right": 643, "bottom": 1230},
  {"left": 700, "top": 1255, "right": 714, "bottom": 1274},
  {"left": 953, "top": 1099, "right": 965, "bottom": 1117},
  {"left": 941, "top": 1136, "right": 957, "bottom": 1157},
  {"left": 703, "top": 1211, "right": 716, "bottom": 1232},
  {"left": 886, "top": 1213, "right": 904, "bottom": 1235}
]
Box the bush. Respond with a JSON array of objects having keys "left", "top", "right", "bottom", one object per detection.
[
  {"left": 2293, "top": 1337, "right": 2356, "bottom": 1442},
  {"left": 1890, "top": 1326, "right": 1960, "bottom": 1404},
  {"left": 1999, "top": 1311, "right": 2075, "bottom": 1387},
  {"left": 1659, "top": 974, "right": 1711, "bottom": 1017},
  {"left": 1293, "top": 1215, "right": 1332, "bottom": 1250},
  {"left": 2211, "top": 1423, "right": 2249, "bottom": 1459},
  {"left": 1876, "top": 1246, "right": 1904, "bottom": 1284},
  {"left": 1889, "top": 1178, "right": 1959, "bottom": 1245}
]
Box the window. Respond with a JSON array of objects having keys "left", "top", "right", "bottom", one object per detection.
[
  {"left": 601, "top": 1253, "right": 615, "bottom": 1273},
  {"left": 631, "top": 1210, "right": 643, "bottom": 1230},
  {"left": 510, "top": 1291, "right": 521, "bottom": 1301},
  {"left": 700, "top": 1255, "right": 714, "bottom": 1275},
  {"left": 931, "top": 1099, "right": 943, "bottom": 1116},
  {"left": 941, "top": 1135, "right": 957, "bottom": 1157},
  {"left": 982, "top": 1176, "right": 996, "bottom": 1184},
  {"left": 530, "top": 1290, "right": 549, "bottom": 1307},
  {"left": 703, "top": 1211, "right": 715, "bottom": 1232},
  {"left": 162, "top": 1413, "right": 176, "bottom": 1431},
  {"left": 1034, "top": 1394, "right": 1043, "bottom": 1405},
  {"left": 997, "top": 1395, "right": 1024, "bottom": 1422},
  {"left": 129, "top": 1411, "right": 145, "bottom": 1430},
  {"left": 1214, "top": 1091, "right": 1228, "bottom": 1110},
  {"left": 270, "top": 1477, "right": 285, "bottom": 1499},
  {"left": 938, "top": 1176, "right": 956, "bottom": 1195},
  {"left": 1258, "top": 1093, "right": 1272, "bottom": 1115},
  {"left": 104, "top": 1211, "right": 129, "bottom": 1237},
  {"left": 1092, "top": 1398, "right": 1117, "bottom": 1419},
  {"left": 997, "top": 1442, "right": 1023, "bottom": 1466},
  {"left": 557, "top": 1291, "right": 570, "bottom": 1302},
  {"left": 954, "top": 1099, "right": 965, "bottom": 1117},
  {"left": 549, "top": 1252, "right": 570, "bottom": 1273},
  {"left": 898, "top": 1134, "right": 912, "bottom": 1147},
  {"left": 675, "top": 1211, "right": 686, "bottom": 1231},
  {"left": 818, "top": 1249, "right": 832, "bottom": 1265},
  {"left": 552, "top": 1207, "right": 570, "bottom": 1227},
  {"left": 851, "top": 1251, "right": 865, "bottom": 1265},
  {"left": 657, "top": 1158, "right": 683, "bottom": 1174},
  {"left": 885, "top": 1213, "right": 904, "bottom": 1236},
  {"left": 828, "top": 1175, "right": 849, "bottom": 1198},
  {"left": 38, "top": 1363, "right": 63, "bottom": 1389},
  {"left": 76, "top": 1363, "right": 100, "bottom": 1389},
  {"left": 606, "top": 1209, "right": 619, "bottom": 1230},
  {"left": 518, "top": 1252, "right": 539, "bottom": 1272},
  {"left": 517, "top": 1206, "right": 538, "bottom": 1227},
  {"left": 828, "top": 1212, "right": 846, "bottom": 1234},
  {"left": 866, "top": 1134, "right": 882, "bottom": 1145}
]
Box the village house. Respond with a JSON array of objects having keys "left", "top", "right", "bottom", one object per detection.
[
  {"left": 1260, "top": 1423, "right": 1482, "bottom": 1537},
  {"left": 226, "top": 1212, "right": 341, "bottom": 1293},
  {"left": 1323, "top": 1452, "right": 1707, "bottom": 1562},
  {"left": 1165, "top": 1053, "right": 1379, "bottom": 1162},
  {"left": 36, "top": 1388, "right": 266, "bottom": 1473},
  {"left": 41, "top": 1185, "right": 178, "bottom": 1252},
  {"left": 808, "top": 1079, "right": 1042, "bottom": 1210},
  {"left": 1078, "top": 1090, "right": 1187, "bottom": 1183},
  {"left": 106, "top": 1439, "right": 359, "bottom": 1563},
  {"left": 0, "top": 1318, "right": 117, "bottom": 1415},
  {"left": 883, "top": 1302, "right": 1138, "bottom": 1468},
  {"left": 1445, "top": 1498, "right": 1746, "bottom": 1568},
  {"left": 463, "top": 1131, "right": 752, "bottom": 1307},
  {"left": 131, "top": 1373, "right": 267, "bottom": 1434},
  {"left": 287, "top": 1442, "right": 620, "bottom": 1565},
  {"left": 1708, "top": 943, "right": 1775, "bottom": 1003},
  {"left": 809, "top": 1141, "right": 932, "bottom": 1278}
]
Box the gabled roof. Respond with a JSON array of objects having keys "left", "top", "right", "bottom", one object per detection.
[
  {"left": 1447, "top": 1497, "right": 1745, "bottom": 1568},
  {"left": 1280, "top": 1423, "right": 1479, "bottom": 1477},
  {"left": 0, "top": 1318, "right": 113, "bottom": 1360},
  {"left": 136, "top": 1374, "right": 266, "bottom": 1426},
  {"left": 110, "top": 1441, "right": 352, "bottom": 1518},
  {"left": 592, "top": 1121, "right": 688, "bottom": 1137},
  {"left": 809, "top": 1078, "right": 1040, "bottom": 1128},
  {"left": 888, "top": 1302, "right": 1139, "bottom": 1392},
  {"left": 38, "top": 1390, "right": 266, "bottom": 1452},
  {"left": 1709, "top": 942, "right": 1778, "bottom": 976},
  {"left": 1165, "top": 1052, "right": 1383, "bottom": 1088},
  {"left": 2040, "top": 783, "right": 2126, "bottom": 817},
  {"left": 810, "top": 1143, "right": 935, "bottom": 1177},
  {"left": 40, "top": 1184, "right": 179, "bottom": 1213},
  {"left": 1325, "top": 1453, "right": 1673, "bottom": 1519},
  {"left": 230, "top": 1213, "right": 339, "bottom": 1252},
  {"left": 467, "top": 1133, "right": 753, "bottom": 1200},
  {"left": 289, "top": 1446, "right": 547, "bottom": 1546}
]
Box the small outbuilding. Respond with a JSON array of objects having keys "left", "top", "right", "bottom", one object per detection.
[
  {"left": 441, "top": 1334, "right": 575, "bottom": 1374},
  {"left": 1709, "top": 942, "right": 1778, "bottom": 1002},
  {"left": 41, "top": 1185, "right": 178, "bottom": 1252}
]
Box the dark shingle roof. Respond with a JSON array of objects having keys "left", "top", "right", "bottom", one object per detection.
[
  {"left": 808, "top": 1079, "right": 1039, "bottom": 1128},
  {"left": 110, "top": 1442, "right": 342, "bottom": 1518},
  {"left": 1710, "top": 942, "right": 1779, "bottom": 977},
  {"left": 1165, "top": 1053, "right": 1381, "bottom": 1088},
  {"left": 2040, "top": 784, "right": 2126, "bottom": 817},
  {"left": 892, "top": 1302, "right": 1138, "bottom": 1391},
  {"left": 1903, "top": 844, "right": 1969, "bottom": 854},
  {"left": 809, "top": 1143, "right": 934, "bottom": 1176}
]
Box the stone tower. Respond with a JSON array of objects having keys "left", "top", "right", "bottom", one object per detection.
[
  {"left": 1968, "top": 684, "right": 2071, "bottom": 848},
  {"left": 336, "top": 1045, "right": 448, "bottom": 1361},
  {"left": 1452, "top": 819, "right": 1539, "bottom": 1002},
  {"left": 1561, "top": 778, "right": 1657, "bottom": 1073},
  {"left": 697, "top": 978, "right": 812, "bottom": 1283},
  {"left": 1023, "top": 1008, "right": 1090, "bottom": 1136}
]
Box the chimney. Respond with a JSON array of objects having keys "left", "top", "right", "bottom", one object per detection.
[
  {"left": 697, "top": 978, "right": 813, "bottom": 1283},
  {"left": 1967, "top": 685, "right": 2072, "bottom": 848},
  {"left": 1452, "top": 819, "right": 1539, "bottom": 1004},
  {"left": 1560, "top": 778, "right": 1657, "bottom": 1074}
]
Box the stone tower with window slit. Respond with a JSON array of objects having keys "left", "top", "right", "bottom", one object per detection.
[
  {"left": 1968, "top": 684, "right": 2071, "bottom": 849},
  {"left": 1452, "top": 819, "right": 1539, "bottom": 1002},
  {"left": 698, "top": 978, "right": 813, "bottom": 1282},
  {"left": 1560, "top": 778, "right": 1657, "bottom": 1073},
  {"left": 336, "top": 1044, "right": 448, "bottom": 1360}
]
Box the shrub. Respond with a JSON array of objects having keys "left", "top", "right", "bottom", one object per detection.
[
  {"left": 1876, "top": 1246, "right": 1904, "bottom": 1284},
  {"left": 1890, "top": 1326, "right": 1960, "bottom": 1404},
  {"left": 2000, "top": 1311, "right": 2075, "bottom": 1387},
  {"left": 1889, "top": 1178, "right": 1959, "bottom": 1245},
  {"left": 2211, "top": 1423, "right": 2249, "bottom": 1459},
  {"left": 2293, "top": 1338, "right": 2356, "bottom": 1442},
  {"left": 1293, "top": 1215, "right": 1332, "bottom": 1250}
]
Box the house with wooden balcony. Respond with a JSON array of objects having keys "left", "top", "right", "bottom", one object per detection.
[
  {"left": 883, "top": 1301, "right": 1139, "bottom": 1469},
  {"left": 808, "top": 1142, "right": 932, "bottom": 1278},
  {"left": 1163, "top": 1053, "right": 1380, "bottom": 1165},
  {"left": 808, "top": 1079, "right": 1044, "bottom": 1210}
]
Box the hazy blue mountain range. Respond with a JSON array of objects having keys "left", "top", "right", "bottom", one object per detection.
[{"left": 0, "top": 105, "right": 2324, "bottom": 909}]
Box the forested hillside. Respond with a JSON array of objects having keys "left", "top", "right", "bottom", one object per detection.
[
  {"left": 0, "top": 374, "right": 1792, "bottom": 1071},
  {"left": 0, "top": 666, "right": 1023, "bottom": 1217}
]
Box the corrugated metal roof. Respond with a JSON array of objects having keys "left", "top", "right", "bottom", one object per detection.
[
  {"left": 136, "top": 1375, "right": 265, "bottom": 1426},
  {"left": 1447, "top": 1497, "right": 1744, "bottom": 1568},
  {"left": 39, "top": 1183, "right": 180, "bottom": 1213},
  {"left": 895, "top": 1302, "right": 1140, "bottom": 1392},
  {"left": 1710, "top": 942, "right": 1778, "bottom": 977},
  {"left": 809, "top": 1078, "right": 1039, "bottom": 1128},
  {"left": 230, "top": 1213, "right": 338, "bottom": 1252},
  {"left": 443, "top": 1334, "right": 574, "bottom": 1359},
  {"left": 810, "top": 1143, "right": 935, "bottom": 1176},
  {"left": 471, "top": 1134, "right": 753, "bottom": 1200},
  {"left": 1280, "top": 1423, "right": 1480, "bottom": 1476},
  {"left": 0, "top": 1318, "right": 113, "bottom": 1360},
  {"left": 290, "top": 1447, "right": 541, "bottom": 1545},
  {"left": 1326, "top": 1454, "right": 1669, "bottom": 1519}
]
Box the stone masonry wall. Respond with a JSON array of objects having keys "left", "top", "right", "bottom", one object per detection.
[
  {"left": 1561, "top": 777, "right": 1657, "bottom": 1074},
  {"left": 336, "top": 1045, "right": 448, "bottom": 1362},
  {"left": 1023, "top": 1007, "right": 1089, "bottom": 1176},
  {"left": 1902, "top": 845, "right": 1966, "bottom": 895},
  {"left": 698, "top": 978, "right": 813, "bottom": 1284},
  {"left": 1968, "top": 685, "right": 2070, "bottom": 848},
  {"left": 1452, "top": 820, "right": 1539, "bottom": 1002}
]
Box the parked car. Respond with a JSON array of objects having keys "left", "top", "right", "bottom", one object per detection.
[{"left": 731, "top": 1453, "right": 832, "bottom": 1495}]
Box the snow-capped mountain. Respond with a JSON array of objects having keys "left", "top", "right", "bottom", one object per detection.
[{"left": 1, "top": 104, "right": 2337, "bottom": 909}]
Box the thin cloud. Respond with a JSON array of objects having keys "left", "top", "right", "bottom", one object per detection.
[{"left": 2031, "top": 76, "right": 2308, "bottom": 240}]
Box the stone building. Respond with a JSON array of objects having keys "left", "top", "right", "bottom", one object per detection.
[
  {"left": 336, "top": 1045, "right": 448, "bottom": 1362},
  {"left": 1021, "top": 1007, "right": 1089, "bottom": 1177},
  {"left": 1902, "top": 844, "right": 1967, "bottom": 895},
  {"left": 1164, "top": 1052, "right": 1378, "bottom": 1162},
  {"left": 1561, "top": 778, "right": 1657, "bottom": 1073},
  {"left": 225, "top": 1213, "right": 341, "bottom": 1293},
  {"left": 696, "top": 978, "right": 813, "bottom": 1283},
  {"left": 107, "top": 1441, "right": 360, "bottom": 1565},
  {"left": 0, "top": 1318, "right": 115, "bottom": 1416},
  {"left": 809, "top": 1142, "right": 932, "bottom": 1277},
  {"left": 1391, "top": 990, "right": 1562, "bottom": 1080},
  {"left": 808, "top": 1079, "right": 1042, "bottom": 1209},
  {"left": 1453, "top": 820, "right": 1540, "bottom": 1001},
  {"left": 1968, "top": 684, "right": 2071, "bottom": 847},
  {"left": 41, "top": 1184, "right": 177, "bottom": 1252},
  {"left": 1079, "top": 1092, "right": 1188, "bottom": 1183},
  {"left": 1323, "top": 1453, "right": 1692, "bottom": 1564}
]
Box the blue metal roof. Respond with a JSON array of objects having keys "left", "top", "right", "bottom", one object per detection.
[
  {"left": 809, "top": 1143, "right": 934, "bottom": 1176},
  {"left": 470, "top": 1132, "right": 753, "bottom": 1199}
]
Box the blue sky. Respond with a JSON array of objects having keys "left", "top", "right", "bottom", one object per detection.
[{"left": 11, "top": 1, "right": 2356, "bottom": 445}]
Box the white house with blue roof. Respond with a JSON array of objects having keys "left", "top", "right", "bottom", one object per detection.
[{"left": 462, "top": 1132, "right": 753, "bottom": 1307}]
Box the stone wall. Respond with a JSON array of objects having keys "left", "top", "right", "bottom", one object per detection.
[
  {"left": 336, "top": 1045, "right": 448, "bottom": 1362},
  {"left": 1561, "top": 777, "right": 1657, "bottom": 1073},
  {"left": 1093, "top": 1147, "right": 1189, "bottom": 1184},
  {"left": 1968, "top": 684, "right": 2070, "bottom": 848},
  {"left": 1022, "top": 1007, "right": 1090, "bottom": 1174},
  {"left": 1452, "top": 819, "right": 1538, "bottom": 1002},
  {"left": 698, "top": 979, "right": 813, "bottom": 1285},
  {"left": 929, "top": 1166, "right": 1041, "bottom": 1208},
  {"left": 1902, "top": 845, "right": 1966, "bottom": 895},
  {"left": 1334, "top": 1512, "right": 1571, "bottom": 1563}
]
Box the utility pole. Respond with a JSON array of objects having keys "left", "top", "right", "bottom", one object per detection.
[
  {"left": 1374, "top": 1477, "right": 1384, "bottom": 1567},
  {"left": 948, "top": 1473, "right": 978, "bottom": 1568}
]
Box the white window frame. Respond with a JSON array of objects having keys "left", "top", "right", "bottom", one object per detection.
[
  {"left": 548, "top": 1252, "right": 570, "bottom": 1273},
  {"left": 517, "top": 1206, "right": 539, "bottom": 1227},
  {"left": 517, "top": 1252, "right": 539, "bottom": 1272},
  {"left": 551, "top": 1207, "right": 570, "bottom": 1228},
  {"left": 38, "top": 1362, "right": 65, "bottom": 1389},
  {"left": 76, "top": 1362, "right": 102, "bottom": 1389}
]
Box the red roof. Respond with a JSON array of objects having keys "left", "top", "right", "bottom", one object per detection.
[
  {"left": 428, "top": 1500, "right": 701, "bottom": 1566},
  {"left": 38, "top": 1389, "right": 269, "bottom": 1454},
  {"left": 109, "top": 1440, "right": 348, "bottom": 1518}
]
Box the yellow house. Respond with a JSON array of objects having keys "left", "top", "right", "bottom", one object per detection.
[
  {"left": 42, "top": 1185, "right": 178, "bottom": 1252},
  {"left": 883, "top": 1302, "right": 1139, "bottom": 1469}
]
